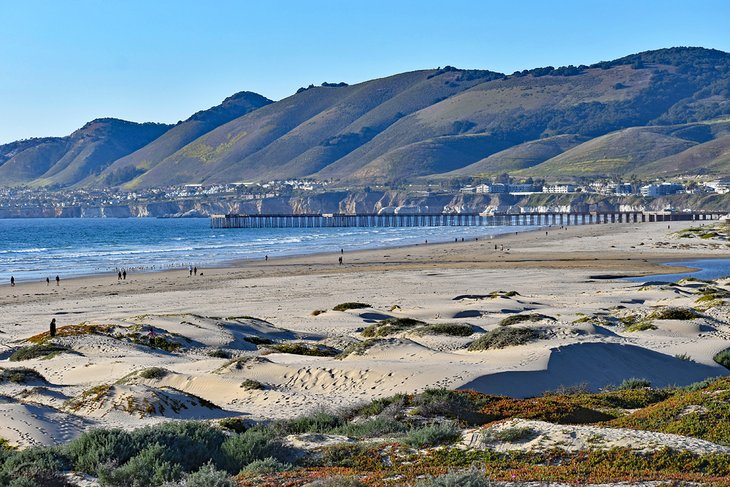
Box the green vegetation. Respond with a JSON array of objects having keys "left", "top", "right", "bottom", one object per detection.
[
  {"left": 498, "top": 313, "right": 555, "bottom": 327},
  {"left": 207, "top": 349, "right": 231, "bottom": 359},
  {"left": 468, "top": 327, "right": 540, "bottom": 350},
  {"left": 333, "top": 302, "right": 371, "bottom": 312},
  {"left": 403, "top": 422, "right": 462, "bottom": 448},
  {"left": 361, "top": 318, "right": 426, "bottom": 337},
  {"left": 624, "top": 321, "right": 658, "bottom": 332},
  {"left": 240, "top": 379, "right": 266, "bottom": 390},
  {"left": 616, "top": 378, "right": 652, "bottom": 390},
  {"left": 138, "top": 367, "right": 170, "bottom": 380},
  {"left": 7, "top": 378, "right": 730, "bottom": 485},
  {"left": 412, "top": 323, "right": 474, "bottom": 337},
  {"left": 267, "top": 342, "right": 340, "bottom": 357},
  {"left": 646, "top": 307, "right": 700, "bottom": 320},
  {"left": 311, "top": 309, "right": 327, "bottom": 316},
  {"left": 0, "top": 367, "right": 46, "bottom": 384},
  {"left": 337, "top": 339, "right": 384, "bottom": 359},
  {"left": 9, "top": 343, "right": 76, "bottom": 361},
  {"left": 713, "top": 348, "right": 730, "bottom": 370}
]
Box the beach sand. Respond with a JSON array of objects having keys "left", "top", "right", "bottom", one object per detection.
[{"left": 0, "top": 220, "right": 728, "bottom": 448}]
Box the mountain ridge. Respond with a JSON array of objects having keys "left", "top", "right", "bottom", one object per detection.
[{"left": 2, "top": 47, "right": 729, "bottom": 188}]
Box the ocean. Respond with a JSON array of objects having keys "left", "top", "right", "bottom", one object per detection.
[
  {"left": 625, "top": 258, "right": 730, "bottom": 283},
  {"left": 0, "top": 218, "right": 531, "bottom": 283}
]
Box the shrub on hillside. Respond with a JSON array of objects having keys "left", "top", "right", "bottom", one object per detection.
[
  {"left": 468, "top": 327, "right": 540, "bottom": 350},
  {"left": 332, "top": 302, "right": 371, "bottom": 312},
  {"left": 402, "top": 422, "right": 461, "bottom": 448},
  {"left": 498, "top": 313, "right": 555, "bottom": 327},
  {"left": 0, "top": 367, "right": 46, "bottom": 384},
  {"left": 9, "top": 344, "right": 74, "bottom": 361}
]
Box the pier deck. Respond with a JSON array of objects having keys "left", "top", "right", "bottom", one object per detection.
[{"left": 210, "top": 211, "right": 724, "bottom": 229}]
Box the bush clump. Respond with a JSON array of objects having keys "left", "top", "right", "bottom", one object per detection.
[
  {"left": 207, "top": 349, "right": 231, "bottom": 359},
  {"left": 267, "top": 342, "right": 339, "bottom": 357},
  {"left": 9, "top": 344, "right": 75, "bottom": 361},
  {"left": 413, "top": 323, "right": 474, "bottom": 337},
  {"left": 0, "top": 367, "right": 47, "bottom": 384},
  {"left": 402, "top": 422, "right": 461, "bottom": 448},
  {"left": 498, "top": 313, "right": 555, "bottom": 327},
  {"left": 646, "top": 307, "right": 701, "bottom": 320},
  {"left": 616, "top": 378, "right": 652, "bottom": 390},
  {"left": 468, "top": 327, "right": 540, "bottom": 350},
  {"left": 138, "top": 367, "right": 170, "bottom": 380},
  {"left": 361, "top": 318, "right": 426, "bottom": 337},
  {"left": 243, "top": 336, "right": 274, "bottom": 346},
  {"left": 624, "top": 321, "right": 658, "bottom": 332},
  {"left": 415, "top": 469, "right": 491, "bottom": 487},
  {"left": 332, "top": 302, "right": 371, "bottom": 312},
  {"left": 714, "top": 348, "right": 730, "bottom": 370},
  {"left": 480, "top": 426, "right": 537, "bottom": 443},
  {"left": 240, "top": 379, "right": 266, "bottom": 390}
]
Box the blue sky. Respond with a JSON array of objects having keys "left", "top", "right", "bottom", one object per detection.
[{"left": 1, "top": 0, "right": 729, "bottom": 144}]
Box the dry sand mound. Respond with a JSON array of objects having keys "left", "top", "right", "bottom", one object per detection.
[
  {"left": 467, "top": 418, "right": 730, "bottom": 454},
  {"left": 0, "top": 397, "right": 92, "bottom": 447},
  {"left": 64, "top": 383, "right": 229, "bottom": 419}
]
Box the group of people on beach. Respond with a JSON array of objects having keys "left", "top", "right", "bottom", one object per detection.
[{"left": 9, "top": 275, "right": 60, "bottom": 287}]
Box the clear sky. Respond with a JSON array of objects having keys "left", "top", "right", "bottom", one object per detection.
[{"left": 1, "top": 0, "right": 729, "bottom": 144}]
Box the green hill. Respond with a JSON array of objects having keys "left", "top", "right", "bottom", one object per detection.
[
  {"left": 0, "top": 119, "right": 170, "bottom": 187},
  {"left": 3, "top": 47, "right": 730, "bottom": 188}
]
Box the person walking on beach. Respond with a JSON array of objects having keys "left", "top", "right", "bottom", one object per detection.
[
  {"left": 55, "top": 275, "right": 60, "bottom": 286},
  {"left": 10, "top": 276, "right": 14, "bottom": 287},
  {"left": 118, "top": 271, "right": 122, "bottom": 281},
  {"left": 340, "top": 248, "right": 344, "bottom": 254},
  {"left": 188, "top": 265, "right": 193, "bottom": 277},
  {"left": 46, "top": 277, "right": 50, "bottom": 286},
  {"left": 194, "top": 267, "right": 197, "bottom": 276},
  {"left": 49, "top": 318, "right": 57, "bottom": 338},
  {"left": 338, "top": 256, "right": 343, "bottom": 265},
  {"left": 265, "top": 255, "right": 268, "bottom": 261},
  {"left": 122, "top": 270, "right": 127, "bottom": 280}
]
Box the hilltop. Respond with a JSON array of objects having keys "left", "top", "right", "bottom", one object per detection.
[{"left": 1, "top": 47, "right": 730, "bottom": 188}]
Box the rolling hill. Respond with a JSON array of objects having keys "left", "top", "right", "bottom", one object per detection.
[{"left": 2, "top": 47, "right": 730, "bottom": 188}]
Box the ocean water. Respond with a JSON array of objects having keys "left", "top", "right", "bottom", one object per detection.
[
  {"left": 625, "top": 259, "right": 730, "bottom": 283},
  {"left": 0, "top": 218, "right": 531, "bottom": 283}
]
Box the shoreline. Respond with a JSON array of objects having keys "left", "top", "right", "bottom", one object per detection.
[{"left": 1, "top": 220, "right": 727, "bottom": 306}]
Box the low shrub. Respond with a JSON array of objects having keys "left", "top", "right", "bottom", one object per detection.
[
  {"left": 274, "top": 410, "right": 345, "bottom": 435},
  {"left": 311, "top": 309, "right": 327, "bottom": 316},
  {"left": 219, "top": 427, "right": 291, "bottom": 473},
  {"left": 98, "top": 444, "right": 180, "bottom": 487},
  {"left": 332, "top": 416, "right": 408, "bottom": 438},
  {"left": 332, "top": 302, "right": 371, "bottom": 312},
  {"left": 139, "top": 367, "right": 170, "bottom": 380},
  {"left": 240, "top": 379, "right": 266, "bottom": 390},
  {"left": 207, "top": 349, "right": 231, "bottom": 359},
  {"left": 267, "top": 342, "right": 339, "bottom": 357},
  {"left": 243, "top": 336, "right": 274, "bottom": 346},
  {"left": 468, "top": 327, "right": 539, "bottom": 350},
  {"left": 616, "top": 378, "right": 652, "bottom": 390},
  {"left": 168, "top": 463, "right": 236, "bottom": 487},
  {"left": 415, "top": 468, "right": 491, "bottom": 487},
  {"left": 624, "top": 321, "right": 657, "bottom": 332},
  {"left": 413, "top": 323, "right": 474, "bottom": 337},
  {"left": 402, "top": 422, "right": 461, "bottom": 448},
  {"left": 9, "top": 344, "right": 75, "bottom": 361},
  {"left": 239, "top": 457, "right": 291, "bottom": 476},
  {"left": 0, "top": 367, "right": 46, "bottom": 384},
  {"left": 646, "top": 307, "right": 700, "bottom": 321},
  {"left": 218, "top": 417, "right": 247, "bottom": 434},
  {"left": 336, "top": 339, "right": 383, "bottom": 359},
  {"left": 498, "top": 313, "right": 555, "bottom": 327},
  {"left": 361, "top": 318, "right": 427, "bottom": 337},
  {"left": 714, "top": 348, "right": 730, "bottom": 370}
]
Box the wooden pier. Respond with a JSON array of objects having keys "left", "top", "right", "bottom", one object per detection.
[{"left": 210, "top": 211, "right": 725, "bottom": 229}]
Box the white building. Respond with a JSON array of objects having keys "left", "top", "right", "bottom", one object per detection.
[{"left": 543, "top": 184, "right": 578, "bottom": 194}]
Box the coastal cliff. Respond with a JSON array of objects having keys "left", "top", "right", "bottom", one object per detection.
[{"left": 0, "top": 191, "right": 726, "bottom": 218}]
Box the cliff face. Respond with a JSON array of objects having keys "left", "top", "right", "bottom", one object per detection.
[{"left": 1, "top": 191, "right": 726, "bottom": 219}]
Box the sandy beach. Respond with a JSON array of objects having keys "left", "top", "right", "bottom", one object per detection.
[{"left": 0, "top": 220, "right": 728, "bottom": 449}]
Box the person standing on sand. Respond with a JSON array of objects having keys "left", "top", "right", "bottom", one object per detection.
[
  {"left": 194, "top": 267, "right": 197, "bottom": 276},
  {"left": 10, "top": 276, "right": 14, "bottom": 287},
  {"left": 118, "top": 271, "right": 122, "bottom": 281},
  {"left": 49, "top": 318, "right": 57, "bottom": 337},
  {"left": 46, "top": 277, "right": 50, "bottom": 286},
  {"left": 55, "top": 275, "right": 60, "bottom": 286},
  {"left": 265, "top": 255, "right": 268, "bottom": 261},
  {"left": 188, "top": 265, "right": 193, "bottom": 277},
  {"left": 122, "top": 270, "right": 127, "bottom": 280},
  {"left": 338, "top": 256, "right": 343, "bottom": 265}
]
